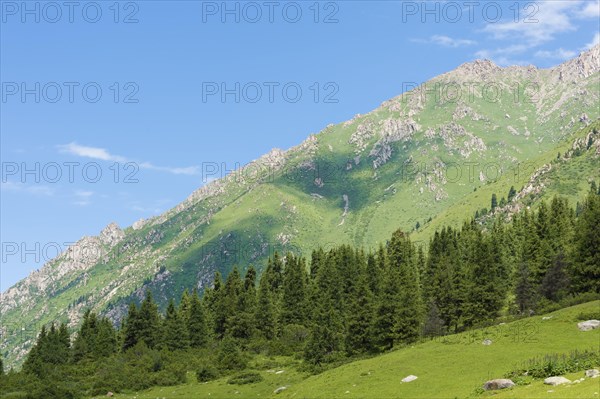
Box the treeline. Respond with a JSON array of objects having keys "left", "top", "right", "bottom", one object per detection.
[{"left": 1, "top": 188, "right": 598, "bottom": 398}]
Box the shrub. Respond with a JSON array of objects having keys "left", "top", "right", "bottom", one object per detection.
[
  {"left": 227, "top": 372, "right": 264, "bottom": 385},
  {"left": 217, "top": 337, "right": 248, "bottom": 371},
  {"left": 196, "top": 365, "right": 219, "bottom": 383},
  {"left": 506, "top": 348, "right": 600, "bottom": 379},
  {"left": 576, "top": 311, "right": 600, "bottom": 321}
]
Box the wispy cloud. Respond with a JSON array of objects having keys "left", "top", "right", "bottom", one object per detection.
[
  {"left": 481, "top": 2, "right": 578, "bottom": 46},
  {"left": 73, "top": 190, "right": 94, "bottom": 206},
  {"left": 58, "top": 142, "right": 199, "bottom": 176},
  {"left": 584, "top": 32, "right": 600, "bottom": 49},
  {"left": 58, "top": 142, "right": 127, "bottom": 162},
  {"left": 575, "top": 0, "right": 600, "bottom": 19},
  {"left": 476, "top": 1, "right": 599, "bottom": 65},
  {"left": 412, "top": 35, "right": 476, "bottom": 48}
]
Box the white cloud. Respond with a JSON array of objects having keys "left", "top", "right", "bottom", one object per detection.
[
  {"left": 58, "top": 142, "right": 199, "bottom": 176},
  {"left": 575, "top": 0, "right": 600, "bottom": 19},
  {"left": 412, "top": 35, "right": 476, "bottom": 48},
  {"left": 476, "top": 1, "right": 599, "bottom": 66},
  {"left": 584, "top": 32, "right": 600, "bottom": 49},
  {"left": 482, "top": 1, "right": 578, "bottom": 46},
  {"left": 535, "top": 48, "right": 577, "bottom": 60},
  {"left": 58, "top": 142, "right": 127, "bottom": 162}
]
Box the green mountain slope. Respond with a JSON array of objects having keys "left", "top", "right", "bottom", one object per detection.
[
  {"left": 98, "top": 301, "right": 600, "bottom": 399},
  {"left": 1, "top": 46, "right": 599, "bottom": 368}
]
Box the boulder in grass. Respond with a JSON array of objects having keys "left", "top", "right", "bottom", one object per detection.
[
  {"left": 482, "top": 339, "right": 492, "bottom": 346},
  {"left": 483, "top": 379, "right": 515, "bottom": 390},
  {"left": 402, "top": 375, "right": 418, "bottom": 383},
  {"left": 578, "top": 320, "right": 600, "bottom": 331},
  {"left": 544, "top": 376, "right": 571, "bottom": 386},
  {"left": 274, "top": 387, "right": 287, "bottom": 394},
  {"left": 586, "top": 369, "right": 600, "bottom": 378}
]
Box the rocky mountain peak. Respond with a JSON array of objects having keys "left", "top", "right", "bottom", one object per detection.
[
  {"left": 551, "top": 44, "right": 600, "bottom": 82},
  {"left": 452, "top": 59, "right": 502, "bottom": 79},
  {"left": 99, "top": 222, "right": 124, "bottom": 246}
]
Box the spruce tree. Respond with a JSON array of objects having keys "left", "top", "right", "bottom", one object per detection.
[
  {"left": 188, "top": 289, "right": 209, "bottom": 348},
  {"left": 280, "top": 254, "right": 308, "bottom": 327},
  {"left": 229, "top": 266, "right": 257, "bottom": 340},
  {"left": 137, "top": 291, "right": 161, "bottom": 349},
  {"left": 345, "top": 259, "right": 374, "bottom": 354},
  {"left": 304, "top": 250, "right": 345, "bottom": 364},
  {"left": 162, "top": 298, "right": 190, "bottom": 351},
  {"left": 223, "top": 267, "right": 243, "bottom": 338},
  {"left": 122, "top": 302, "right": 140, "bottom": 351},
  {"left": 255, "top": 268, "right": 277, "bottom": 340},
  {"left": 571, "top": 190, "right": 600, "bottom": 293}
]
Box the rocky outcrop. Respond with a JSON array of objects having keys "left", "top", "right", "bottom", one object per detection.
[
  {"left": 544, "top": 376, "right": 571, "bottom": 386},
  {"left": 577, "top": 320, "right": 600, "bottom": 331},
  {"left": 483, "top": 379, "right": 515, "bottom": 390}
]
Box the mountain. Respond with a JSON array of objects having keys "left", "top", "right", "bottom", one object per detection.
[{"left": 1, "top": 45, "right": 599, "bottom": 368}]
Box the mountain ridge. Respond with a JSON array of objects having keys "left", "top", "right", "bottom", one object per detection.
[{"left": 1, "top": 45, "right": 599, "bottom": 368}]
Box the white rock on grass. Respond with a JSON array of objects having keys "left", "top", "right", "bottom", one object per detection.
[
  {"left": 274, "top": 386, "right": 287, "bottom": 394},
  {"left": 577, "top": 320, "right": 600, "bottom": 331},
  {"left": 402, "top": 375, "right": 418, "bottom": 383},
  {"left": 586, "top": 369, "right": 600, "bottom": 378},
  {"left": 482, "top": 339, "right": 492, "bottom": 345},
  {"left": 544, "top": 376, "right": 571, "bottom": 386},
  {"left": 483, "top": 379, "right": 515, "bottom": 390}
]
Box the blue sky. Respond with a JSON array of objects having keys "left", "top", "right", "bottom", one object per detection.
[{"left": 1, "top": 0, "right": 599, "bottom": 290}]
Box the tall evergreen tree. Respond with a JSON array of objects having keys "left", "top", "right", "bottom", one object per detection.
[
  {"left": 162, "top": 298, "right": 190, "bottom": 351},
  {"left": 255, "top": 267, "right": 277, "bottom": 340},
  {"left": 137, "top": 291, "right": 161, "bottom": 349},
  {"left": 187, "top": 289, "right": 209, "bottom": 348},
  {"left": 280, "top": 254, "right": 308, "bottom": 327},
  {"left": 345, "top": 258, "right": 374, "bottom": 354},
  {"left": 122, "top": 302, "right": 141, "bottom": 351},
  {"left": 571, "top": 190, "right": 600, "bottom": 293}
]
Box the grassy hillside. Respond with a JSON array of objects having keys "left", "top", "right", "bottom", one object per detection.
[
  {"left": 2, "top": 48, "right": 598, "bottom": 369},
  {"left": 106, "top": 301, "right": 600, "bottom": 399}
]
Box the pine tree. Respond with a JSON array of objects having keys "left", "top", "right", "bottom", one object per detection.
[
  {"left": 366, "top": 252, "right": 381, "bottom": 296},
  {"left": 179, "top": 289, "right": 192, "bottom": 325},
  {"left": 345, "top": 259, "right": 374, "bottom": 354},
  {"left": 571, "top": 190, "right": 600, "bottom": 293},
  {"left": 255, "top": 267, "right": 277, "bottom": 340},
  {"left": 516, "top": 262, "right": 536, "bottom": 314},
  {"left": 204, "top": 271, "right": 226, "bottom": 339},
  {"left": 122, "top": 302, "right": 140, "bottom": 351},
  {"left": 72, "top": 310, "right": 117, "bottom": 362},
  {"left": 491, "top": 193, "right": 498, "bottom": 210},
  {"left": 229, "top": 266, "right": 257, "bottom": 340},
  {"left": 387, "top": 230, "right": 423, "bottom": 344},
  {"left": 188, "top": 289, "right": 208, "bottom": 348},
  {"left": 162, "top": 298, "right": 190, "bottom": 351},
  {"left": 280, "top": 254, "right": 308, "bottom": 327},
  {"left": 304, "top": 250, "right": 345, "bottom": 364},
  {"left": 310, "top": 248, "right": 325, "bottom": 279},
  {"left": 137, "top": 291, "right": 161, "bottom": 349},
  {"left": 223, "top": 267, "right": 243, "bottom": 338}
]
